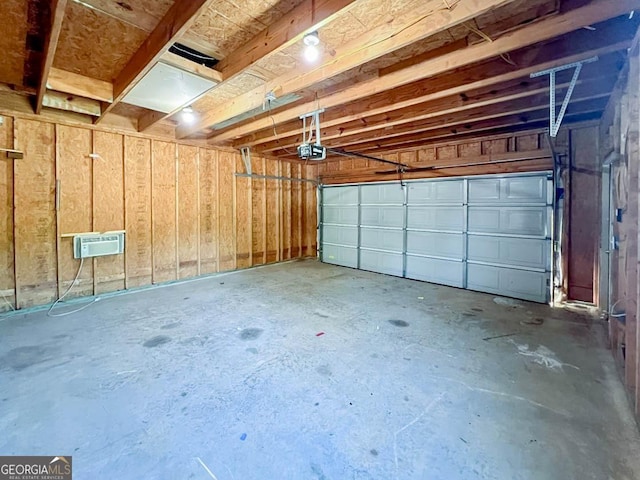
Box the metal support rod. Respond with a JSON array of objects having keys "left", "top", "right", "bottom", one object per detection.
[
  {"left": 234, "top": 172, "right": 317, "bottom": 184},
  {"left": 326, "top": 147, "right": 408, "bottom": 168}
]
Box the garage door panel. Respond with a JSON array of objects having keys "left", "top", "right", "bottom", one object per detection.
[
  {"left": 467, "top": 235, "right": 549, "bottom": 270},
  {"left": 406, "top": 256, "right": 464, "bottom": 287},
  {"left": 468, "top": 206, "right": 548, "bottom": 237},
  {"left": 322, "top": 225, "right": 358, "bottom": 247},
  {"left": 361, "top": 227, "right": 403, "bottom": 252},
  {"left": 323, "top": 186, "right": 358, "bottom": 205},
  {"left": 360, "top": 250, "right": 403, "bottom": 276},
  {"left": 407, "top": 206, "right": 464, "bottom": 231},
  {"left": 406, "top": 231, "right": 464, "bottom": 259},
  {"left": 408, "top": 180, "right": 464, "bottom": 204},
  {"left": 323, "top": 205, "right": 358, "bottom": 225},
  {"left": 361, "top": 205, "right": 404, "bottom": 228},
  {"left": 468, "top": 176, "right": 546, "bottom": 204},
  {"left": 360, "top": 184, "right": 404, "bottom": 204},
  {"left": 320, "top": 173, "right": 552, "bottom": 304},
  {"left": 322, "top": 245, "right": 358, "bottom": 268},
  {"left": 467, "top": 263, "right": 548, "bottom": 302}
]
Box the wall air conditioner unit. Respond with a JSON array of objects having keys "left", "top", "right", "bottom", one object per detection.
[{"left": 73, "top": 232, "right": 125, "bottom": 259}]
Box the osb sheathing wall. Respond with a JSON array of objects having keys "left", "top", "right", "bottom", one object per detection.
[
  {"left": 0, "top": 116, "right": 318, "bottom": 312},
  {"left": 600, "top": 38, "right": 640, "bottom": 419},
  {"left": 318, "top": 130, "right": 554, "bottom": 184}
]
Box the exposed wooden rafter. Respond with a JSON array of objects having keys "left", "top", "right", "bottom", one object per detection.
[
  {"left": 34, "top": 0, "right": 68, "bottom": 114},
  {"left": 137, "top": 0, "right": 359, "bottom": 132},
  {"left": 47, "top": 67, "right": 113, "bottom": 103},
  {"left": 178, "top": 0, "right": 520, "bottom": 138},
  {"left": 205, "top": 0, "right": 639, "bottom": 145},
  {"left": 95, "top": 0, "right": 213, "bottom": 124}
]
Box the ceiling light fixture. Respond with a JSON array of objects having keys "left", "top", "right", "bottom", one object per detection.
[
  {"left": 303, "top": 31, "right": 320, "bottom": 62},
  {"left": 181, "top": 106, "right": 195, "bottom": 124}
]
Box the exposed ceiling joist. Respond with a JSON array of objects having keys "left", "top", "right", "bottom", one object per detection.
[
  {"left": 178, "top": 0, "right": 519, "bottom": 138},
  {"left": 209, "top": 0, "right": 639, "bottom": 145},
  {"left": 233, "top": 38, "right": 629, "bottom": 149},
  {"left": 258, "top": 70, "right": 618, "bottom": 153},
  {"left": 95, "top": 0, "right": 213, "bottom": 124},
  {"left": 159, "top": 52, "right": 223, "bottom": 83},
  {"left": 42, "top": 90, "right": 102, "bottom": 116},
  {"left": 327, "top": 98, "right": 608, "bottom": 154},
  {"left": 47, "top": 67, "right": 113, "bottom": 102},
  {"left": 138, "top": 0, "right": 358, "bottom": 133},
  {"left": 35, "top": 0, "right": 69, "bottom": 115},
  {"left": 216, "top": 0, "right": 360, "bottom": 81}
]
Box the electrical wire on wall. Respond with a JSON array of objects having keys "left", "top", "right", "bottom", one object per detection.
[{"left": 47, "top": 259, "right": 100, "bottom": 317}]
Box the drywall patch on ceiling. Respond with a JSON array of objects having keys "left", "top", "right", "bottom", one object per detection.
[{"left": 122, "top": 62, "right": 217, "bottom": 113}]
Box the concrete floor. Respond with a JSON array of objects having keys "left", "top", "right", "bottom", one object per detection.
[{"left": 1, "top": 259, "right": 639, "bottom": 479}]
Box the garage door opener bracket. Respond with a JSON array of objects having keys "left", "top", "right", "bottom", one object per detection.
[{"left": 530, "top": 56, "right": 598, "bottom": 137}]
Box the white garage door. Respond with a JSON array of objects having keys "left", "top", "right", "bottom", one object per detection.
[{"left": 320, "top": 172, "right": 552, "bottom": 303}]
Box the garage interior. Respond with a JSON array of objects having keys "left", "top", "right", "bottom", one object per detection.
[{"left": 1, "top": 0, "right": 640, "bottom": 477}]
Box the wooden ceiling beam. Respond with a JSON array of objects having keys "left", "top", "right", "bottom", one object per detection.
[
  {"left": 232, "top": 29, "right": 630, "bottom": 149},
  {"left": 95, "top": 0, "right": 213, "bottom": 124},
  {"left": 257, "top": 71, "right": 617, "bottom": 153},
  {"left": 257, "top": 70, "right": 618, "bottom": 153},
  {"left": 271, "top": 96, "right": 607, "bottom": 158},
  {"left": 35, "top": 0, "right": 68, "bottom": 114},
  {"left": 137, "top": 0, "right": 356, "bottom": 133},
  {"left": 209, "top": 0, "right": 639, "bottom": 143},
  {"left": 179, "top": 0, "right": 519, "bottom": 138},
  {"left": 47, "top": 67, "right": 113, "bottom": 102},
  {"left": 326, "top": 98, "right": 609, "bottom": 154},
  {"left": 216, "top": 0, "right": 360, "bottom": 82},
  {"left": 42, "top": 90, "right": 102, "bottom": 116},
  {"left": 159, "top": 52, "right": 223, "bottom": 83}
]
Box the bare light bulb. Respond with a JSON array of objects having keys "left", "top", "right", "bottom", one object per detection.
[
  {"left": 181, "top": 106, "right": 195, "bottom": 124},
  {"left": 303, "top": 31, "right": 320, "bottom": 63},
  {"left": 304, "top": 44, "right": 319, "bottom": 62}
]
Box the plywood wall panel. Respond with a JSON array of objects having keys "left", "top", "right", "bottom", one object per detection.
[
  {"left": 57, "top": 125, "right": 94, "bottom": 298},
  {"left": 235, "top": 155, "right": 252, "bottom": 269},
  {"left": 2, "top": 117, "right": 320, "bottom": 312},
  {"left": 199, "top": 148, "right": 218, "bottom": 274},
  {"left": 567, "top": 126, "right": 599, "bottom": 303},
  {"left": 93, "top": 130, "right": 125, "bottom": 294},
  {"left": 218, "top": 151, "right": 236, "bottom": 271},
  {"left": 458, "top": 142, "right": 481, "bottom": 158},
  {"left": 482, "top": 138, "right": 509, "bottom": 155},
  {"left": 291, "top": 163, "right": 302, "bottom": 257},
  {"left": 0, "top": 116, "right": 15, "bottom": 312},
  {"left": 281, "top": 162, "right": 291, "bottom": 260},
  {"left": 13, "top": 119, "right": 57, "bottom": 308},
  {"left": 151, "top": 140, "right": 177, "bottom": 283},
  {"left": 251, "top": 157, "right": 266, "bottom": 265},
  {"left": 516, "top": 133, "right": 540, "bottom": 151},
  {"left": 265, "top": 161, "right": 279, "bottom": 263},
  {"left": 124, "top": 136, "right": 152, "bottom": 288},
  {"left": 303, "top": 165, "right": 318, "bottom": 257},
  {"left": 177, "top": 145, "right": 199, "bottom": 279},
  {"left": 417, "top": 147, "right": 436, "bottom": 163}
]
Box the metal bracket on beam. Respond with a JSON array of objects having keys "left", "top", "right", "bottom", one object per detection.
[
  {"left": 299, "top": 109, "right": 325, "bottom": 145},
  {"left": 240, "top": 146, "right": 251, "bottom": 175},
  {"left": 530, "top": 56, "right": 598, "bottom": 137}
]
